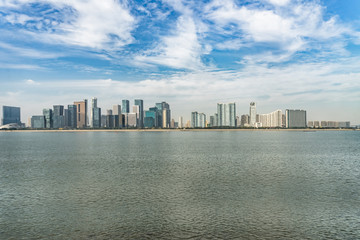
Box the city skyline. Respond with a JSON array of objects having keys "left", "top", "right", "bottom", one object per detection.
[{"left": 0, "top": 0, "right": 360, "bottom": 124}]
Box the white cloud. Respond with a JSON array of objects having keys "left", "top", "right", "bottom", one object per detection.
[
  {"left": 2, "top": 0, "right": 136, "bottom": 50},
  {"left": 204, "top": 0, "right": 358, "bottom": 60},
  {"left": 135, "top": 16, "right": 205, "bottom": 69}
]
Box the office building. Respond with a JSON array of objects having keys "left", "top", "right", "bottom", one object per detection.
[
  {"left": 249, "top": 102, "right": 256, "bottom": 127},
  {"left": 134, "top": 99, "right": 144, "bottom": 128},
  {"left": 2, "top": 106, "right": 21, "bottom": 125},
  {"left": 74, "top": 100, "right": 87, "bottom": 128},
  {"left": 285, "top": 109, "right": 307, "bottom": 128},
  {"left": 43, "top": 108, "right": 53, "bottom": 128},
  {"left": 125, "top": 113, "right": 137, "bottom": 127},
  {"left": 90, "top": 97, "right": 101, "bottom": 128},
  {"left": 52, "top": 105, "right": 65, "bottom": 129},
  {"left": 241, "top": 114, "right": 250, "bottom": 127},
  {"left": 178, "top": 116, "right": 184, "bottom": 128},
  {"left": 31, "top": 115, "right": 45, "bottom": 128},
  {"left": 112, "top": 104, "right": 122, "bottom": 128},
  {"left": 122, "top": 100, "right": 130, "bottom": 114},
  {"left": 67, "top": 105, "right": 77, "bottom": 129},
  {"left": 106, "top": 109, "right": 114, "bottom": 128},
  {"left": 217, "top": 103, "right": 236, "bottom": 127},
  {"left": 144, "top": 109, "right": 158, "bottom": 128},
  {"left": 156, "top": 102, "right": 171, "bottom": 128}
]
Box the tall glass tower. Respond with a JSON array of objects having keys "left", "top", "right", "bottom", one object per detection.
[
  {"left": 249, "top": 102, "right": 256, "bottom": 127},
  {"left": 134, "top": 99, "right": 144, "bottom": 128},
  {"left": 122, "top": 100, "right": 130, "bottom": 114},
  {"left": 1, "top": 106, "right": 21, "bottom": 125}
]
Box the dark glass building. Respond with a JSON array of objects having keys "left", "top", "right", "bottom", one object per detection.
[
  {"left": 134, "top": 99, "right": 144, "bottom": 128},
  {"left": 53, "top": 105, "right": 65, "bottom": 129},
  {"left": 67, "top": 104, "right": 77, "bottom": 129},
  {"left": 31, "top": 116, "right": 45, "bottom": 128},
  {"left": 43, "top": 108, "right": 53, "bottom": 128},
  {"left": 1, "top": 106, "right": 21, "bottom": 125},
  {"left": 122, "top": 100, "right": 130, "bottom": 114}
]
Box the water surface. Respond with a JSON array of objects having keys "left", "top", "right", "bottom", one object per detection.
[{"left": 1, "top": 131, "right": 359, "bottom": 239}]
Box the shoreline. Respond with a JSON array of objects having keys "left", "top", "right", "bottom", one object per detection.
[{"left": 0, "top": 128, "right": 357, "bottom": 133}]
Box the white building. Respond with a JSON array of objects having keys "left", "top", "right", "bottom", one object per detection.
[
  {"left": 249, "top": 102, "right": 256, "bottom": 127},
  {"left": 259, "top": 110, "right": 282, "bottom": 128},
  {"left": 217, "top": 103, "right": 236, "bottom": 127}
]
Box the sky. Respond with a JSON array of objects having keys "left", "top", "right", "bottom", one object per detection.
[{"left": 0, "top": 0, "right": 359, "bottom": 125}]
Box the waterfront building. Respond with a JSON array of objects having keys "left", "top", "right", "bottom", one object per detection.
[
  {"left": 90, "top": 98, "right": 101, "bottom": 128},
  {"left": 2, "top": 106, "right": 21, "bottom": 125},
  {"left": 191, "top": 112, "right": 206, "bottom": 128},
  {"left": 178, "top": 116, "right": 183, "bottom": 128},
  {"left": 285, "top": 109, "right": 307, "bottom": 128},
  {"left": 67, "top": 104, "right": 77, "bottom": 129},
  {"left": 101, "top": 115, "right": 107, "bottom": 128},
  {"left": 241, "top": 114, "right": 249, "bottom": 127},
  {"left": 113, "top": 104, "right": 122, "bottom": 128},
  {"left": 309, "top": 120, "right": 351, "bottom": 128},
  {"left": 258, "top": 110, "right": 282, "bottom": 128},
  {"left": 217, "top": 103, "right": 236, "bottom": 127},
  {"left": 156, "top": 102, "right": 171, "bottom": 128},
  {"left": 144, "top": 109, "right": 158, "bottom": 128},
  {"left": 134, "top": 99, "right": 144, "bottom": 128},
  {"left": 249, "top": 102, "right": 256, "bottom": 127},
  {"left": 170, "top": 119, "right": 175, "bottom": 128},
  {"left": 53, "top": 105, "right": 65, "bottom": 129},
  {"left": 122, "top": 100, "right": 130, "bottom": 114},
  {"left": 185, "top": 120, "right": 191, "bottom": 128},
  {"left": 209, "top": 116, "right": 215, "bottom": 127},
  {"left": 74, "top": 99, "right": 87, "bottom": 128},
  {"left": 43, "top": 108, "right": 53, "bottom": 128},
  {"left": 106, "top": 109, "right": 114, "bottom": 128},
  {"left": 31, "top": 116, "right": 45, "bottom": 128},
  {"left": 125, "top": 113, "right": 137, "bottom": 127}
]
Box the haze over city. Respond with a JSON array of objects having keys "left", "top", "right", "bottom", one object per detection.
[{"left": 0, "top": 0, "right": 359, "bottom": 124}]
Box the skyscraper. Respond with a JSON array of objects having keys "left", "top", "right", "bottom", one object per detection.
[
  {"left": 52, "top": 105, "right": 65, "bottom": 129},
  {"left": 258, "top": 110, "right": 282, "bottom": 128},
  {"left": 74, "top": 99, "right": 87, "bottom": 128},
  {"left": 43, "top": 108, "right": 53, "bottom": 128},
  {"left": 31, "top": 116, "right": 45, "bottom": 128},
  {"left": 1, "top": 106, "right": 21, "bottom": 125},
  {"left": 217, "top": 103, "right": 236, "bottom": 127},
  {"left": 285, "top": 109, "right": 307, "bottom": 128},
  {"left": 178, "top": 116, "right": 183, "bottom": 128},
  {"left": 67, "top": 104, "right": 77, "bottom": 129},
  {"left": 122, "top": 100, "right": 130, "bottom": 114},
  {"left": 113, "top": 104, "right": 122, "bottom": 128},
  {"left": 134, "top": 99, "right": 144, "bottom": 128},
  {"left": 90, "top": 98, "right": 101, "bottom": 128},
  {"left": 249, "top": 102, "right": 256, "bottom": 127},
  {"left": 156, "top": 101, "right": 170, "bottom": 128}
]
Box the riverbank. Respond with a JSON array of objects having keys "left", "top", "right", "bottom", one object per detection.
[{"left": 1, "top": 128, "right": 357, "bottom": 133}]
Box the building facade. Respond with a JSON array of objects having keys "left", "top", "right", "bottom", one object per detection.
[
  {"left": 217, "top": 103, "right": 236, "bottom": 127},
  {"left": 134, "top": 99, "right": 144, "bottom": 128},
  {"left": 74, "top": 100, "right": 87, "bottom": 128},
  {"left": 122, "top": 100, "right": 130, "bottom": 114},
  {"left": 285, "top": 109, "right": 307, "bottom": 128},
  {"left": 31, "top": 115, "right": 45, "bottom": 128},
  {"left": 249, "top": 102, "right": 256, "bottom": 127},
  {"left": 2, "top": 106, "right": 21, "bottom": 125}
]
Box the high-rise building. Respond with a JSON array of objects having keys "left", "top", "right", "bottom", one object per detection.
[
  {"left": 52, "top": 105, "right": 65, "bottom": 129},
  {"left": 106, "top": 109, "right": 114, "bottom": 128},
  {"left": 67, "top": 105, "right": 77, "bottom": 129},
  {"left": 217, "top": 103, "right": 236, "bottom": 127},
  {"left": 144, "top": 108, "right": 158, "bottom": 128},
  {"left": 31, "top": 116, "right": 45, "bottom": 128},
  {"left": 156, "top": 102, "right": 170, "bottom": 128},
  {"left": 285, "top": 109, "right": 307, "bottom": 128},
  {"left": 74, "top": 100, "right": 87, "bottom": 128},
  {"left": 249, "top": 102, "right": 256, "bottom": 127},
  {"left": 43, "top": 108, "right": 53, "bottom": 128},
  {"left": 178, "top": 116, "right": 183, "bottom": 128},
  {"left": 112, "top": 104, "right": 122, "bottom": 128},
  {"left": 122, "top": 100, "right": 130, "bottom": 114},
  {"left": 258, "top": 110, "right": 282, "bottom": 128},
  {"left": 124, "top": 113, "right": 137, "bottom": 127},
  {"left": 90, "top": 97, "right": 101, "bottom": 128},
  {"left": 191, "top": 112, "right": 206, "bottom": 128},
  {"left": 241, "top": 114, "right": 250, "bottom": 127},
  {"left": 1, "top": 106, "right": 21, "bottom": 125},
  {"left": 74, "top": 99, "right": 87, "bottom": 128},
  {"left": 134, "top": 99, "right": 144, "bottom": 128}
]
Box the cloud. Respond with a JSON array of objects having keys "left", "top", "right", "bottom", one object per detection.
[
  {"left": 204, "top": 0, "right": 358, "bottom": 62},
  {"left": 25, "top": 79, "right": 40, "bottom": 85},
  {"left": 1, "top": 0, "right": 136, "bottom": 50},
  {"left": 134, "top": 15, "right": 205, "bottom": 70}
]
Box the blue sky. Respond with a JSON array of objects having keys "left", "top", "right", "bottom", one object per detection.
[{"left": 0, "top": 0, "right": 359, "bottom": 124}]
